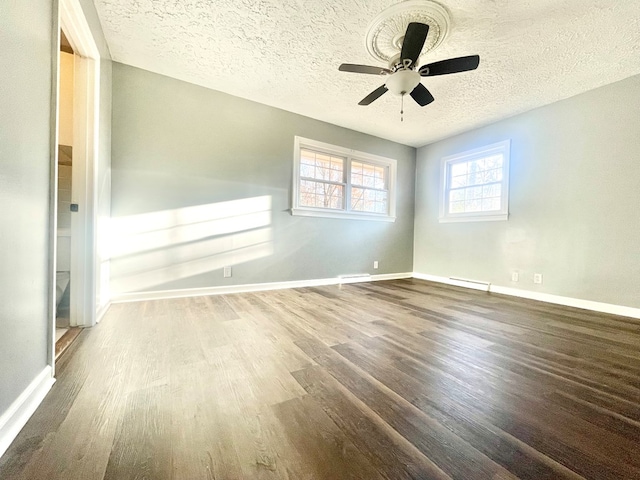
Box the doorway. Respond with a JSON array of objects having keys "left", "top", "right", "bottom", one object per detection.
[
  {"left": 52, "top": 0, "right": 101, "bottom": 364},
  {"left": 55, "top": 29, "right": 74, "bottom": 354}
]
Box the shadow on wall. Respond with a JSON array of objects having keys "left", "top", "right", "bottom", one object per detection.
[{"left": 109, "top": 196, "right": 273, "bottom": 293}]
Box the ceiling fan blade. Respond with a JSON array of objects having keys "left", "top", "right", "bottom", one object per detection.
[
  {"left": 339, "top": 64, "right": 391, "bottom": 75},
  {"left": 419, "top": 55, "right": 480, "bottom": 76},
  {"left": 400, "top": 22, "right": 429, "bottom": 67},
  {"left": 358, "top": 85, "right": 388, "bottom": 106},
  {"left": 409, "top": 83, "right": 435, "bottom": 107}
]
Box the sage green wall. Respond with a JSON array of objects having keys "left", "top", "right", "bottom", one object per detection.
[
  {"left": 110, "top": 63, "right": 415, "bottom": 294},
  {"left": 96, "top": 59, "right": 112, "bottom": 311},
  {"left": 0, "top": 0, "right": 53, "bottom": 416},
  {"left": 414, "top": 74, "right": 640, "bottom": 309},
  {"left": 0, "top": 0, "right": 111, "bottom": 424}
]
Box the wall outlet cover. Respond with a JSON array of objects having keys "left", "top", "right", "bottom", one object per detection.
[
  {"left": 534, "top": 273, "right": 543, "bottom": 284},
  {"left": 511, "top": 272, "right": 519, "bottom": 282},
  {"left": 223, "top": 266, "right": 232, "bottom": 278},
  {"left": 373, "top": 261, "right": 379, "bottom": 269}
]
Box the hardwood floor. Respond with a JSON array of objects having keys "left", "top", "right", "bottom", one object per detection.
[{"left": 1, "top": 279, "right": 638, "bottom": 479}]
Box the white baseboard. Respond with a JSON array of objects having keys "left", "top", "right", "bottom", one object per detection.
[
  {"left": 413, "top": 272, "right": 640, "bottom": 319},
  {"left": 369, "top": 272, "right": 413, "bottom": 282},
  {"left": 0, "top": 366, "right": 55, "bottom": 459},
  {"left": 413, "top": 273, "right": 491, "bottom": 292},
  {"left": 96, "top": 301, "right": 111, "bottom": 324},
  {"left": 110, "top": 272, "right": 414, "bottom": 303}
]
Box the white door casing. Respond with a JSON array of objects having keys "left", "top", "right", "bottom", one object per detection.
[{"left": 58, "top": 0, "right": 100, "bottom": 330}]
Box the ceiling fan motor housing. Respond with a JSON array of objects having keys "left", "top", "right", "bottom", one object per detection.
[{"left": 385, "top": 69, "right": 421, "bottom": 95}]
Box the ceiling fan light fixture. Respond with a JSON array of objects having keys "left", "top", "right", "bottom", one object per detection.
[{"left": 385, "top": 70, "right": 420, "bottom": 95}]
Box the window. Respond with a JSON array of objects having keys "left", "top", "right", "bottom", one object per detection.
[
  {"left": 439, "top": 140, "right": 510, "bottom": 223},
  {"left": 292, "top": 137, "right": 397, "bottom": 222}
]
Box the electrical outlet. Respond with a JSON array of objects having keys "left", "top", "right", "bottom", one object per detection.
[
  {"left": 373, "top": 261, "right": 379, "bottom": 269},
  {"left": 533, "top": 273, "right": 543, "bottom": 284},
  {"left": 223, "top": 266, "right": 232, "bottom": 278},
  {"left": 511, "top": 272, "right": 519, "bottom": 282}
]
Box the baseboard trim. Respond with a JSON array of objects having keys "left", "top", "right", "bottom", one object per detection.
[
  {"left": 413, "top": 273, "right": 491, "bottom": 292},
  {"left": 413, "top": 272, "right": 640, "bottom": 319},
  {"left": 96, "top": 301, "right": 111, "bottom": 324},
  {"left": 110, "top": 272, "right": 414, "bottom": 303},
  {"left": 0, "top": 366, "right": 55, "bottom": 459}
]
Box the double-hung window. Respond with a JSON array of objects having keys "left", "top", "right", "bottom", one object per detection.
[
  {"left": 292, "top": 137, "right": 397, "bottom": 222},
  {"left": 439, "top": 140, "right": 510, "bottom": 223}
]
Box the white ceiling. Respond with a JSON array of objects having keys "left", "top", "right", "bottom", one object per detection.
[{"left": 94, "top": 0, "right": 640, "bottom": 148}]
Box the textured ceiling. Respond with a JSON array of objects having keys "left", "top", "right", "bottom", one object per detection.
[{"left": 94, "top": 0, "right": 640, "bottom": 147}]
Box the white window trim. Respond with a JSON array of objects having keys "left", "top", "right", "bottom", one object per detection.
[
  {"left": 292, "top": 136, "right": 397, "bottom": 222},
  {"left": 439, "top": 140, "right": 511, "bottom": 223}
]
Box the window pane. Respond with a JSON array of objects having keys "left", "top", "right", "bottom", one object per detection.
[
  {"left": 451, "top": 162, "right": 467, "bottom": 176},
  {"left": 451, "top": 175, "right": 468, "bottom": 188},
  {"left": 482, "top": 184, "right": 501, "bottom": 198},
  {"left": 449, "top": 201, "right": 465, "bottom": 213},
  {"left": 352, "top": 161, "right": 387, "bottom": 190},
  {"left": 316, "top": 166, "right": 330, "bottom": 179},
  {"left": 315, "top": 152, "right": 331, "bottom": 167},
  {"left": 329, "top": 168, "right": 342, "bottom": 182},
  {"left": 465, "top": 186, "right": 483, "bottom": 200},
  {"left": 351, "top": 187, "right": 363, "bottom": 208},
  {"left": 330, "top": 196, "right": 343, "bottom": 209},
  {"left": 449, "top": 189, "right": 465, "bottom": 202},
  {"left": 301, "top": 149, "right": 344, "bottom": 182},
  {"left": 484, "top": 155, "right": 503, "bottom": 170},
  {"left": 468, "top": 172, "right": 485, "bottom": 186},
  {"left": 300, "top": 164, "right": 314, "bottom": 178},
  {"left": 465, "top": 199, "right": 482, "bottom": 212},
  {"left": 363, "top": 174, "right": 375, "bottom": 188},
  {"left": 300, "top": 149, "right": 316, "bottom": 165},
  {"left": 453, "top": 156, "right": 504, "bottom": 188},
  {"left": 469, "top": 158, "right": 485, "bottom": 173},
  {"left": 448, "top": 183, "right": 503, "bottom": 214},
  {"left": 483, "top": 168, "right": 502, "bottom": 183},
  {"left": 300, "top": 180, "right": 344, "bottom": 209},
  {"left": 351, "top": 186, "right": 387, "bottom": 213}
]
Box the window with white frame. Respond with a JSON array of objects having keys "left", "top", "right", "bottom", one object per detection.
[
  {"left": 292, "top": 137, "right": 397, "bottom": 222},
  {"left": 440, "top": 140, "right": 510, "bottom": 223}
]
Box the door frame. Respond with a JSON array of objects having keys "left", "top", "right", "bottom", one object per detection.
[{"left": 49, "top": 0, "right": 101, "bottom": 367}]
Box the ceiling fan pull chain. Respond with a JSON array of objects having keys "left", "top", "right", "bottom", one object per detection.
[{"left": 401, "top": 94, "right": 404, "bottom": 122}]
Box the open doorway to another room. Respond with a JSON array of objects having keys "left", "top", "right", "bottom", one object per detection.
[
  {"left": 51, "top": 0, "right": 104, "bottom": 367},
  {"left": 55, "top": 29, "right": 81, "bottom": 359}
]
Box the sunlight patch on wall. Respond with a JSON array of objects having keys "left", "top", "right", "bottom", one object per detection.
[{"left": 109, "top": 196, "right": 273, "bottom": 293}]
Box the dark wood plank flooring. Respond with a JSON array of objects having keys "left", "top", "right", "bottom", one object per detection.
[{"left": 1, "top": 279, "right": 639, "bottom": 479}]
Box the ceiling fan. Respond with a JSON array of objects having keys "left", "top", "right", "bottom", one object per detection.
[{"left": 339, "top": 22, "right": 479, "bottom": 110}]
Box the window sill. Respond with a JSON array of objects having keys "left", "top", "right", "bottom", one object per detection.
[
  {"left": 292, "top": 207, "right": 396, "bottom": 222},
  {"left": 439, "top": 213, "right": 508, "bottom": 223}
]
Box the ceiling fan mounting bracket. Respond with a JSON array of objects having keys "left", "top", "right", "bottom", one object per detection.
[{"left": 365, "top": 0, "right": 451, "bottom": 65}]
